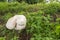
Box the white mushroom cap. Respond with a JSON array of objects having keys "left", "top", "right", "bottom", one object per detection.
[{"left": 6, "top": 15, "right": 26, "bottom": 30}]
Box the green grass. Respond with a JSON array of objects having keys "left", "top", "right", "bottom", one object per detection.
[{"left": 0, "top": 37, "right": 5, "bottom": 40}]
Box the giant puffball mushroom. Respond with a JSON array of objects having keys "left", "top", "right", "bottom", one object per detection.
[{"left": 6, "top": 15, "right": 26, "bottom": 30}]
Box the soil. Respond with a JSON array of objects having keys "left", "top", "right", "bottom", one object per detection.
[{"left": 18, "top": 29, "right": 32, "bottom": 40}]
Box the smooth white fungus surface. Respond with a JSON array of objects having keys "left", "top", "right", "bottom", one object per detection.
[{"left": 6, "top": 15, "right": 26, "bottom": 30}]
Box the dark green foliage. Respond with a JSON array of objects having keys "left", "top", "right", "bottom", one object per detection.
[
  {"left": 25, "top": 0, "right": 38, "bottom": 4},
  {"left": 16, "top": 0, "right": 23, "bottom": 2},
  {"left": 0, "top": 0, "right": 5, "bottom": 2},
  {"left": 16, "top": 0, "right": 44, "bottom": 4}
]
